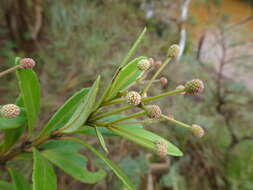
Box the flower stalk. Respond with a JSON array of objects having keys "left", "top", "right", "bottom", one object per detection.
[
  {"left": 105, "top": 111, "right": 146, "bottom": 125},
  {"left": 161, "top": 114, "right": 191, "bottom": 129},
  {"left": 141, "top": 57, "right": 172, "bottom": 96},
  {"left": 90, "top": 105, "right": 134, "bottom": 121},
  {"left": 92, "top": 88, "right": 186, "bottom": 121},
  {"left": 0, "top": 65, "right": 20, "bottom": 78},
  {"left": 142, "top": 88, "right": 186, "bottom": 103}
]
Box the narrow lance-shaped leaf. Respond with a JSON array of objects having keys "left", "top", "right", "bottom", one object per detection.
[
  {"left": 15, "top": 57, "right": 40, "bottom": 135},
  {"left": 108, "top": 126, "right": 183, "bottom": 157},
  {"left": 32, "top": 148, "right": 57, "bottom": 190},
  {"left": 42, "top": 149, "right": 105, "bottom": 184},
  {"left": 37, "top": 88, "right": 90, "bottom": 138},
  {"left": 63, "top": 76, "right": 100, "bottom": 133},
  {"left": 95, "top": 126, "right": 109, "bottom": 153},
  {"left": 64, "top": 137, "right": 136, "bottom": 190},
  {"left": 39, "top": 140, "right": 82, "bottom": 152},
  {"left": 8, "top": 167, "right": 32, "bottom": 190}
]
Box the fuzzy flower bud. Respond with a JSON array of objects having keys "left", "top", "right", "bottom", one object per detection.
[
  {"left": 137, "top": 59, "right": 151, "bottom": 71},
  {"left": 167, "top": 44, "right": 180, "bottom": 57},
  {"left": 154, "top": 60, "right": 162, "bottom": 69},
  {"left": 0, "top": 104, "right": 20, "bottom": 118},
  {"left": 185, "top": 79, "right": 204, "bottom": 94},
  {"left": 20, "top": 58, "right": 36, "bottom": 69},
  {"left": 147, "top": 105, "right": 162, "bottom": 119},
  {"left": 160, "top": 77, "right": 168, "bottom": 87},
  {"left": 176, "top": 85, "right": 186, "bottom": 95},
  {"left": 126, "top": 91, "right": 141, "bottom": 106},
  {"left": 155, "top": 139, "right": 168, "bottom": 157},
  {"left": 191, "top": 124, "right": 205, "bottom": 138}
]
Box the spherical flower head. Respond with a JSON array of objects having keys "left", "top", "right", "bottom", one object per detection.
[
  {"left": 185, "top": 79, "right": 204, "bottom": 94},
  {"left": 155, "top": 139, "right": 168, "bottom": 157},
  {"left": 160, "top": 77, "right": 168, "bottom": 87},
  {"left": 0, "top": 104, "right": 20, "bottom": 118},
  {"left": 167, "top": 44, "right": 180, "bottom": 58},
  {"left": 20, "top": 58, "right": 36, "bottom": 69},
  {"left": 126, "top": 91, "right": 141, "bottom": 106},
  {"left": 176, "top": 85, "right": 186, "bottom": 95},
  {"left": 137, "top": 59, "right": 151, "bottom": 71},
  {"left": 191, "top": 124, "right": 205, "bottom": 138},
  {"left": 147, "top": 105, "right": 162, "bottom": 119}
]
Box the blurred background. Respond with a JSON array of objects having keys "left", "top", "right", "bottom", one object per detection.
[{"left": 0, "top": 0, "right": 253, "bottom": 189}]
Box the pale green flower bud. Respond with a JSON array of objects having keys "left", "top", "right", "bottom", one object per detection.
[
  {"left": 185, "top": 79, "right": 204, "bottom": 94},
  {"left": 191, "top": 124, "right": 205, "bottom": 138},
  {"left": 167, "top": 44, "right": 180, "bottom": 57},
  {"left": 147, "top": 105, "right": 162, "bottom": 119},
  {"left": 155, "top": 139, "right": 168, "bottom": 157},
  {"left": 137, "top": 59, "right": 151, "bottom": 71},
  {"left": 126, "top": 91, "right": 141, "bottom": 106}
]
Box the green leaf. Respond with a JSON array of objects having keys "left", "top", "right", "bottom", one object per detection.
[
  {"left": 108, "top": 126, "right": 183, "bottom": 157},
  {"left": 63, "top": 76, "right": 100, "bottom": 133},
  {"left": 77, "top": 114, "right": 142, "bottom": 136},
  {"left": 105, "top": 56, "right": 147, "bottom": 101},
  {"left": 42, "top": 149, "right": 105, "bottom": 184},
  {"left": 0, "top": 181, "right": 14, "bottom": 190},
  {"left": 8, "top": 167, "right": 32, "bottom": 190},
  {"left": 95, "top": 126, "right": 108, "bottom": 153},
  {"left": 0, "top": 108, "right": 27, "bottom": 130},
  {"left": 32, "top": 148, "right": 57, "bottom": 190},
  {"left": 38, "top": 88, "right": 90, "bottom": 138},
  {"left": 13, "top": 153, "right": 33, "bottom": 161},
  {"left": 3, "top": 127, "right": 25, "bottom": 151},
  {"left": 16, "top": 57, "right": 40, "bottom": 135},
  {"left": 65, "top": 137, "right": 136, "bottom": 190},
  {"left": 77, "top": 125, "right": 116, "bottom": 136},
  {"left": 39, "top": 140, "right": 82, "bottom": 152}
]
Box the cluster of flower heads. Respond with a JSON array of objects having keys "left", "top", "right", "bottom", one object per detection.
[
  {"left": 0, "top": 46, "right": 206, "bottom": 158},
  {"left": 120, "top": 44, "right": 205, "bottom": 157}
]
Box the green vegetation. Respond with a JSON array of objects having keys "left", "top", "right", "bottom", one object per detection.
[{"left": 0, "top": 0, "right": 252, "bottom": 190}]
